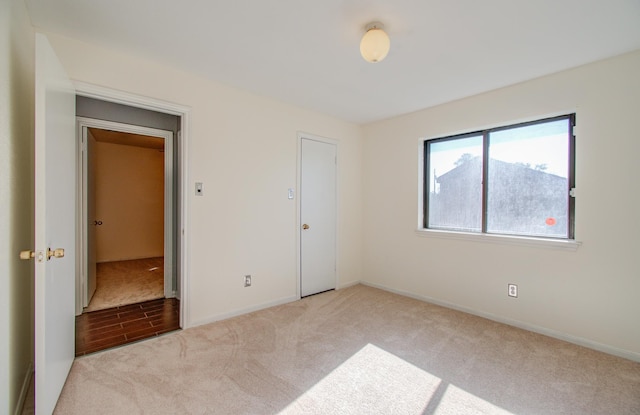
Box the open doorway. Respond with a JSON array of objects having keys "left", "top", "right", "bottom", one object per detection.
[
  {"left": 75, "top": 105, "right": 181, "bottom": 354},
  {"left": 84, "top": 127, "right": 168, "bottom": 311},
  {"left": 78, "top": 118, "right": 176, "bottom": 311},
  {"left": 75, "top": 95, "right": 182, "bottom": 315}
]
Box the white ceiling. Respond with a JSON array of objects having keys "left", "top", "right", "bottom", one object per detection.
[{"left": 24, "top": 0, "right": 640, "bottom": 124}]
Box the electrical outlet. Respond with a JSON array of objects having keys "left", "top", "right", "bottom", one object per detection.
[
  {"left": 508, "top": 284, "right": 518, "bottom": 298},
  {"left": 244, "top": 275, "right": 252, "bottom": 287}
]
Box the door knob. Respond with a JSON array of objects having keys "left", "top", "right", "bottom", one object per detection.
[
  {"left": 19, "top": 250, "right": 36, "bottom": 260},
  {"left": 302, "top": 224, "right": 310, "bottom": 230},
  {"left": 20, "top": 250, "right": 45, "bottom": 262},
  {"left": 47, "top": 248, "right": 65, "bottom": 260},
  {"left": 93, "top": 220, "right": 103, "bottom": 226}
]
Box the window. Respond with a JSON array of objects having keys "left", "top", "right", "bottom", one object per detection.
[{"left": 424, "top": 114, "right": 575, "bottom": 239}]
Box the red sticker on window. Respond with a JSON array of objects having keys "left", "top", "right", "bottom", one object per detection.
[{"left": 545, "top": 217, "right": 556, "bottom": 226}]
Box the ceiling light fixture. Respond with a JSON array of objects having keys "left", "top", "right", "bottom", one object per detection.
[{"left": 360, "top": 22, "right": 390, "bottom": 63}]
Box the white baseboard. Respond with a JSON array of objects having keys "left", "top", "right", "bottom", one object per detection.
[
  {"left": 188, "top": 295, "right": 299, "bottom": 329},
  {"left": 361, "top": 281, "right": 640, "bottom": 363},
  {"left": 189, "top": 282, "right": 360, "bottom": 328},
  {"left": 14, "top": 363, "right": 33, "bottom": 415},
  {"left": 337, "top": 280, "right": 360, "bottom": 290}
]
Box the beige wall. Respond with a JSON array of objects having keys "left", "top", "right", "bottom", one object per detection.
[
  {"left": 45, "top": 32, "right": 364, "bottom": 326},
  {"left": 1, "top": 0, "right": 35, "bottom": 412},
  {"left": 94, "top": 140, "right": 165, "bottom": 262},
  {"left": 40, "top": 23, "right": 639, "bottom": 363},
  {"left": 362, "top": 50, "right": 640, "bottom": 360}
]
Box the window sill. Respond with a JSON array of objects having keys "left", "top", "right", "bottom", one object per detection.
[{"left": 414, "top": 228, "right": 581, "bottom": 251}]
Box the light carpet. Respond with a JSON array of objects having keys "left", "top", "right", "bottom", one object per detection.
[
  {"left": 84, "top": 257, "right": 164, "bottom": 312},
  {"left": 55, "top": 285, "right": 640, "bottom": 414}
]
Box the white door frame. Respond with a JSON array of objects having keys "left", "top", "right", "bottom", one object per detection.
[
  {"left": 296, "top": 132, "right": 338, "bottom": 298},
  {"left": 74, "top": 82, "right": 191, "bottom": 328},
  {"left": 76, "top": 117, "right": 175, "bottom": 313}
]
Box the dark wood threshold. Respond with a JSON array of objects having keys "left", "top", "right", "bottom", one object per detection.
[{"left": 75, "top": 298, "right": 180, "bottom": 356}]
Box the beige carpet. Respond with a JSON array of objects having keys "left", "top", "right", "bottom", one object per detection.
[
  {"left": 56, "top": 285, "right": 640, "bottom": 414},
  {"left": 84, "top": 257, "right": 164, "bottom": 312}
]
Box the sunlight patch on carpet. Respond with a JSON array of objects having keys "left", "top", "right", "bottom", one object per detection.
[
  {"left": 433, "top": 384, "right": 513, "bottom": 415},
  {"left": 279, "top": 343, "right": 513, "bottom": 414},
  {"left": 280, "top": 344, "right": 435, "bottom": 414}
]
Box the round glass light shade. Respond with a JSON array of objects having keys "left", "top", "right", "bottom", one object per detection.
[{"left": 360, "top": 27, "right": 390, "bottom": 63}]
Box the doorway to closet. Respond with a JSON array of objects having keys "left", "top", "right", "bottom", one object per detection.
[
  {"left": 75, "top": 97, "right": 181, "bottom": 355},
  {"left": 83, "top": 126, "right": 168, "bottom": 310}
]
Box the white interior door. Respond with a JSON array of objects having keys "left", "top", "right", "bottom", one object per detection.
[
  {"left": 34, "top": 33, "right": 76, "bottom": 414},
  {"left": 300, "top": 137, "right": 337, "bottom": 297}
]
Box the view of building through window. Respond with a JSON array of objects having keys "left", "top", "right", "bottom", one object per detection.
[{"left": 425, "top": 115, "right": 575, "bottom": 238}]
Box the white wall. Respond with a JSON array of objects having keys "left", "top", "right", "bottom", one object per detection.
[
  {"left": 37, "top": 20, "right": 638, "bottom": 366},
  {"left": 0, "top": 0, "right": 35, "bottom": 413},
  {"left": 362, "top": 50, "right": 640, "bottom": 360},
  {"left": 45, "top": 33, "right": 363, "bottom": 326}
]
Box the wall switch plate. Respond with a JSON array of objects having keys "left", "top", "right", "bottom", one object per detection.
[
  {"left": 195, "top": 182, "right": 203, "bottom": 196},
  {"left": 288, "top": 188, "right": 295, "bottom": 200},
  {"left": 508, "top": 284, "right": 518, "bottom": 298},
  {"left": 244, "top": 275, "right": 252, "bottom": 287}
]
